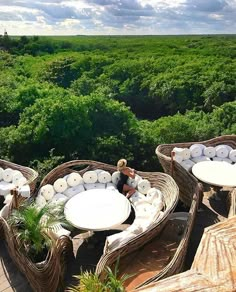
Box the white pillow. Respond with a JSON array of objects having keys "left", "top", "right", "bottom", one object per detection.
[
  {"left": 83, "top": 171, "right": 98, "bottom": 184},
  {"left": 137, "top": 179, "right": 151, "bottom": 194},
  {"left": 67, "top": 172, "right": 83, "bottom": 187},
  {"left": 107, "top": 231, "right": 136, "bottom": 251},
  {"left": 39, "top": 184, "right": 55, "bottom": 201},
  {"left": 98, "top": 171, "right": 112, "bottom": 184}
]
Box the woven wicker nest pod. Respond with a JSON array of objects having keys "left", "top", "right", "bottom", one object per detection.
[{"left": 155, "top": 135, "right": 236, "bottom": 206}]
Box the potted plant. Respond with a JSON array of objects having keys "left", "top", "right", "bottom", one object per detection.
[{"left": 7, "top": 201, "right": 71, "bottom": 264}]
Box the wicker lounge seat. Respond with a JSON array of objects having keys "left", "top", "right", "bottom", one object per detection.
[{"left": 155, "top": 135, "right": 236, "bottom": 206}]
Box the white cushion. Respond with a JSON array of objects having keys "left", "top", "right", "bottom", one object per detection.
[
  {"left": 35, "top": 195, "right": 47, "bottom": 208},
  {"left": 0, "top": 181, "right": 15, "bottom": 196},
  {"left": 111, "top": 171, "right": 120, "bottom": 185},
  {"left": 107, "top": 231, "right": 136, "bottom": 251},
  {"left": 146, "top": 187, "right": 162, "bottom": 203},
  {"left": 129, "top": 191, "right": 147, "bottom": 205},
  {"left": 50, "top": 193, "right": 68, "bottom": 204},
  {"left": 53, "top": 178, "right": 68, "bottom": 193},
  {"left": 98, "top": 171, "right": 112, "bottom": 183},
  {"left": 84, "top": 183, "right": 106, "bottom": 190},
  {"left": 83, "top": 171, "right": 98, "bottom": 184},
  {"left": 67, "top": 172, "right": 83, "bottom": 187},
  {"left": 180, "top": 159, "right": 195, "bottom": 172},
  {"left": 127, "top": 174, "right": 142, "bottom": 188},
  {"left": 191, "top": 156, "right": 211, "bottom": 163},
  {"left": 106, "top": 182, "right": 117, "bottom": 190},
  {"left": 137, "top": 179, "right": 151, "bottom": 194},
  {"left": 64, "top": 185, "right": 85, "bottom": 198},
  {"left": 39, "top": 184, "right": 55, "bottom": 201},
  {"left": 0, "top": 204, "right": 10, "bottom": 218},
  {"left": 18, "top": 185, "right": 30, "bottom": 198}
]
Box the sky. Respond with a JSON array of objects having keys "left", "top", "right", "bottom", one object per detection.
[{"left": 0, "top": 0, "right": 236, "bottom": 35}]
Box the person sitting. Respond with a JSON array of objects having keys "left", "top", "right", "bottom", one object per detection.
[{"left": 116, "top": 158, "right": 136, "bottom": 199}]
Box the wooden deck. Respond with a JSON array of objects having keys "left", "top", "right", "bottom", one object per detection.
[{"left": 0, "top": 187, "right": 229, "bottom": 291}]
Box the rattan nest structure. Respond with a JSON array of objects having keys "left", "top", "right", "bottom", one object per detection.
[
  {"left": 39, "top": 160, "right": 179, "bottom": 283},
  {"left": 155, "top": 135, "right": 236, "bottom": 207}
]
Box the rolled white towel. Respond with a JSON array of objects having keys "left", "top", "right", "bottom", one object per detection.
[
  {"left": 111, "top": 171, "right": 120, "bottom": 185},
  {"left": 67, "top": 172, "right": 83, "bottom": 187},
  {"left": 137, "top": 179, "right": 151, "bottom": 194},
  {"left": 3, "top": 168, "right": 14, "bottom": 182},
  {"left": 229, "top": 149, "right": 236, "bottom": 163},
  {"left": 180, "top": 159, "right": 195, "bottom": 172},
  {"left": 203, "top": 146, "right": 216, "bottom": 158},
  {"left": 98, "top": 171, "right": 112, "bottom": 183},
  {"left": 50, "top": 193, "right": 68, "bottom": 204},
  {"left": 94, "top": 169, "right": 103, "bottom": 175},
  {"left": 0, "top": 167, "right": 4, "bottom": 180},
  {"left": 12, "top": 170, "right": 24, "bottom": 186},
  {"left": 35, "top": 195, "right": 47, "bottom": 208},
  {"left": 146, "top": 188, "right": 162, "bottom": 203},
  {"left": 18, "top": 185, "right": 30, "bottom": 198},
  {"left": 191, "top": 156, "right": 211, "bottom": 163},
  {"left": 190, "top": 144, "right": 204, "bottom": 158},
  {"left": 0, "top": 181, "right": 15, "bottom": 196},
  {"left": 127, "top": 174, "right": 142, "bottom": 188},
  {"left": 64, "top": 184, "right": 85, "bottom": 198},
  {"left": 215, "top": 145, "right": 229, "bottom": 158},
  {"left": 17, "top": 176, "right": 27, "bottom": 187},
  {"left": 82, "top": 171, "right": 97, "bottom": 184},
  {"left": 173, "top": 147, "right": 190, "bottom": 160},
  {"left": 53, "top": 178, "right": 68, "bottom": 193},
  {"left": 39, "top": 184, "right": 55, "bottom": 201}
]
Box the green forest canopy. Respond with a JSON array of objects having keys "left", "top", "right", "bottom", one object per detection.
[{"left": 0, "top": 34, "right": 235, "bottom": 176}]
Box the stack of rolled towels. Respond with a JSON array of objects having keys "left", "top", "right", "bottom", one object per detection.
[
  {"left": 0, "top": 167, "right": 30, "bottom": 218},
  {"left": 172, "top": 144, "right": 236, "bottom": 172}
]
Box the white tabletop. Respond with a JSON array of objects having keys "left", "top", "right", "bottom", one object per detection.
[
  {"left": 192, "top": 161, "right": 236, "bottom": 187},
  {"left": 64, "top": 189, "right": 131, "bottom": 231}
]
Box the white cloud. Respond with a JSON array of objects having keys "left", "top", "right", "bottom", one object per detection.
[{"left": 0, "top": 0, "right": 235, "bottom": 35}]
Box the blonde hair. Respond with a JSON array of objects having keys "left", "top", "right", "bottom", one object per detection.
[{"left": 117, "top": 158, "right": 127, "bottom": 171}]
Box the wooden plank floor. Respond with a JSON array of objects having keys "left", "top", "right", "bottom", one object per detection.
[
  {"left": 0, "top": 241, "right": 32, "bottom": 292},
  {"left": 0, "top": 187, "right": 228, "bottom": 292}
]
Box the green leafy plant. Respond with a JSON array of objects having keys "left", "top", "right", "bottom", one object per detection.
[
  {"left": 7, "top": 201, "right": 70, "bottom": 263},
  {"left": 68, "top": 259, "right": 133, "bottom": 292}
]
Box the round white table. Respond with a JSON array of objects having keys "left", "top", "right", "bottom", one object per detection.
[
  {"left": 192, "top": 161, "right": 236, "bottom": 187},
  {"left": 64, "top": 189, "right": 131, "bottom": 231}
]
